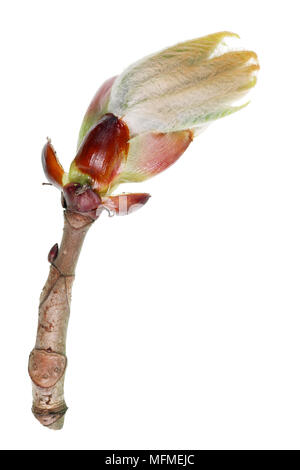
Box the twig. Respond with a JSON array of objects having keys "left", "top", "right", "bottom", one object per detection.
[{"left": 28, "top": 210, "right": 94, "bottom": 429}]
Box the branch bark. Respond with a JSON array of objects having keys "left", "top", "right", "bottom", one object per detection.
[{"left": 28, "top": 209, "right": 94, "bottom": 430}]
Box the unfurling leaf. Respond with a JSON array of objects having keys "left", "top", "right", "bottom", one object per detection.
[
  {"left": 44, "top": 32, "right": 259, "bottom": 213},
  {"left": 108, "top": 32, "right": 259, "bottom": 134}
]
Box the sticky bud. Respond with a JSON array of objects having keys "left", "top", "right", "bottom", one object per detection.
[{"left": 48, "top": 243, "right": 59, "bottom": 263}]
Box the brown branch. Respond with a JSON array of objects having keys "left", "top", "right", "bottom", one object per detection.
[{"left": 28, "top": 210, "right": 94, "bottom": 430}]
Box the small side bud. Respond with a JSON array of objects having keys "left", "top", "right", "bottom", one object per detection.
[{"left": 48, "top": 243, "right": 59, "bottom": 263}]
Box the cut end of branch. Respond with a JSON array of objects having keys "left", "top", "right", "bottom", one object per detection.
[
  {"left": 48, "top": 415, "right": 66, "bottom": 430},
  {"left": 32, "top": 402, "right": 68, "bottom": 429}
]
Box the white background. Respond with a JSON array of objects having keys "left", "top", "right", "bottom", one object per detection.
[{"left": 0, "top": 0, "right": 299, "bottom": 450}]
